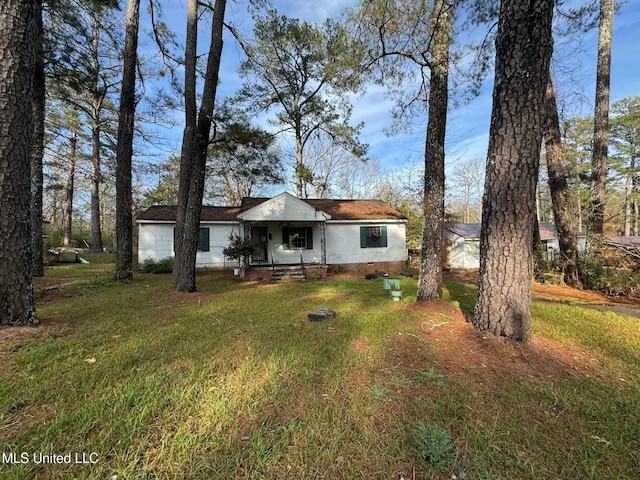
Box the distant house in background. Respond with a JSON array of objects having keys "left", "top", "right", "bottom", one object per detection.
[
  {"left": 445, "top": 223, "right": 482, "bottom": 269},
  {"left": 137, "top": 192, "right": 408, "bottom": 276},
  {"left": 445, "top": 222, "right": 587, "bottom": 269}
]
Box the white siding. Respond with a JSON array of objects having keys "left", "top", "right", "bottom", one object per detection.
[
  {"left": 446, "top": 232, "right": 587, "bottom": 270},
  {"left": 238, "top": 192, "right": 329, "bottom": 222},
  {"left": 255, "top": 223, "right": 322, "bottom": 265},
  {"left": 446, "top": 232, "right": 480, "bottom": 269},
  {"left": 197, "top": 223, "right": 237, "bottom": 267},
  {"left": 138, "top": 224, "right": 174, "bottom": 263},
  {"left": 248, "top": 222, "right": 407, "bottom": 266},
  {"left": 137, "top": 222, "right": 236, "bottom": 268},
  {"left": 325, "top": 222, "right": 407, "bottom": 264},
  {"left": 138, "top": 219, "right": 408, "bottom": 268}
]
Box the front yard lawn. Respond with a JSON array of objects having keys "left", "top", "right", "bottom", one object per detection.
[{"left": 1, "top": 264, "right": 639, "bottom": 479}]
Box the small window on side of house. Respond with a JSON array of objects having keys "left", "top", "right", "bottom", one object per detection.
[
  {"left": 360, "top": 226, "right": 388, "bottom": 248},
  {"left": 174, "top": 227, "right": 210, "bottom": 252}
]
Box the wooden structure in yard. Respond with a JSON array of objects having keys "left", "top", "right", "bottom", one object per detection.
[{"left": 604, "top": 236, "right": 640, "bottom": 261}]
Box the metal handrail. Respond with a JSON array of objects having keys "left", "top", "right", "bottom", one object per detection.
[{"left": 299, "top": 249, "right": 306, "bottom": 279}]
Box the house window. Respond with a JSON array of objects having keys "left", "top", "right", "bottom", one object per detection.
[
  {"left": 282, "top": 226, "right": 313, "bottom": 250},
  {"left": 173, "top": 227, "right": 210, "bottom": 252},
  {"left": 360, "top": 226, "right": 387, "bottom": 248}
]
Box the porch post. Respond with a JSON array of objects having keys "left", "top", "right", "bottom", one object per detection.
[
  {"left": 243, "top": 220, "right": 251, "bottom": 266},
  {"left": 320, "top": 221, "right": 327, "bottom": 266}
]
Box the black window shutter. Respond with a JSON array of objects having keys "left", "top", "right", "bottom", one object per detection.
[
  {"left": 306, "top": 227, "right": 313, "bottom": 249},
  {"left": 199, "top": 228, "right": 210, "bottom": 252}
]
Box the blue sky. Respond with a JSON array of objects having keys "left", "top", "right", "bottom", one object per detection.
[{"left": 149, "top": 0, "right": 640, "bottom": 179}]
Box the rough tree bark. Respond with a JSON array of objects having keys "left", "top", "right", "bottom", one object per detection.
[
  {"left": 543, "top": 78, "right": 582, "bottom": 287},
  {"left": 89, "top": 18, "right": 104, "bottom": 252},
  {"left": 114, "top": 0, "right": 140, "bottom": 281},
  {"left": 624, "top": 168, "right": 633, "bottom": 236},
  {"left": 589, "top": 0, "right": 614, "bottom": 236},
  {"left": 295, "top": 133, "right": 304, "bottom": 199},
  {"left": 90, "top": 113, "right": 103, "bottom": 252},
  {"left": 417, "top": 0, "right": 451, "bottom": 301},
  {"left": 473, "top": 0, "right": 554, "bottom": 342},
  {"left": 0, "top": 0, "right": 39, "bottom": 325},
  {"left": 30, "top": 0, "right": 45, "bottom": 277},
  {"left": 172, "top": 0, "right": 198, "bottom": 291},
  {"left": 173, "top": 0, "right": 226, "bottom": 292},
  {"left": 63, "top": 131, "right": 77, "bottom": 248}
]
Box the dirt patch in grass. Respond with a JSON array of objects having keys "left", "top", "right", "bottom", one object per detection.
[
  {"left": 0, "top": 318, "right": 66, "bottom": 377},
  {"left": 34, "top": 285, "right": 77, "bottom": 304},
  {"left": 160, "top": 288, "right": 220, "bottom": 307},
  {"left": 444, "top": 269, "right": 640, "bottom": 307},
  {"left": 1, "top": 403, "right": 58, "bottom": 437},
  {"left": 433, "top": 316, "right": 600, "bottom": 383},
  {"left": 348, "top": 338, "right": 369, "bottom": 354},
  {"left": 396, "top": 300, "right": 602, "bottom": 385},
  {"left": 33, "top": 275, "right": 77, "bottom": 290},
  {"left": 327, "top": 270, "right": 387, "bottom": 281},
  {"left": 32, "top": 276, "right": 82, "bottom": 304},
  {"left": 533, "top": 282, "right": 614, "bottom": 304}
]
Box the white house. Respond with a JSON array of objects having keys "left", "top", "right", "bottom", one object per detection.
[
  {"left": 445, "top": 222, "right": 586, "bottom": 269},
  {"left": 137, "top": 192, "right": 408, "bottom": 275}
]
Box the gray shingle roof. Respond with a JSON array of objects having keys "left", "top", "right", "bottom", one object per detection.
[{"left": 446, "top": 222, "right": 557, "bottom": 240}]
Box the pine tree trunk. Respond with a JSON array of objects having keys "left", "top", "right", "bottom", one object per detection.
[
  {"left": 63, "top": 132, "right": 76, "bottom": 248},
  {"left": 172, "top": 0, "right": 198, "bottom": 291},
  {"left": 543, "top": 79, "right": 582, "bottom": 287},
  {"left": 114, "top": 0, "right": 140, "bottom": 281},
  {"left": 634, "top": 196, "right": 639, "bottom": 235},
  {"left": 0, "top": 0, "right": 38, "bottom": 325},
  {"left": 624, "top": 173, "right": 632, "bottom": 236},
  {"left": 417, "top": 0, "right": 451, "bottom": 301},
  {"left": 89, "top": 19, "right": 103, "bottom": 253},
  {"left": 589, "top": 0, "right": 614, "bottom": 236},
  {"left": 625, "top": 157, "right": 637, "bottom": 236},
  {"left": 173, "top": 0, "right": 226, "bottom": 292},
  {"left": 473, "top": 0, "right": 554, "bottom": 342},
  {"left": 633, "top": 172, "right": 640, "bottom": 235},
  {"left": 295, "top": 134, "right": 304, "bottom": 198},
  {"left": 30, "top": 0, "right": 44, "bottom": 277},
  {"left": 90, "top": 116, "right": 103, "bottom": 252}
]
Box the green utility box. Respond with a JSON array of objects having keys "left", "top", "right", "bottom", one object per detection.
[{"left": 383, "top": 278, "right": 400, "bottom": 290}]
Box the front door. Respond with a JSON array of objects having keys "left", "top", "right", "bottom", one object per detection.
[{"left": 250, "top": 226, "right": 268, "bottom": 262}]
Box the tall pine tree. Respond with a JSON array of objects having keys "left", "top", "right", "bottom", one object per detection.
[
  {"left": 0, "top": 0, "right": 39, "bottom": 325},
  {"left": 473, "top": 0, "right": 554, "bottom": 342}
]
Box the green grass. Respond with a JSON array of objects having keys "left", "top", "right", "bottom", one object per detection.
[
  {"left": 443, "top": 281, "right": 477, "bottom": 312},
  {"left": 0, "top": 266, "right": 639, "bottom": 479}
]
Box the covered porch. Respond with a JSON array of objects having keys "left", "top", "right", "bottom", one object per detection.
[
  {"left": 243, "top": 221, "right": 327, "bottom": 267},
  {"left": 237, "top": 192, "right": 331, "bottom": 275}
]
